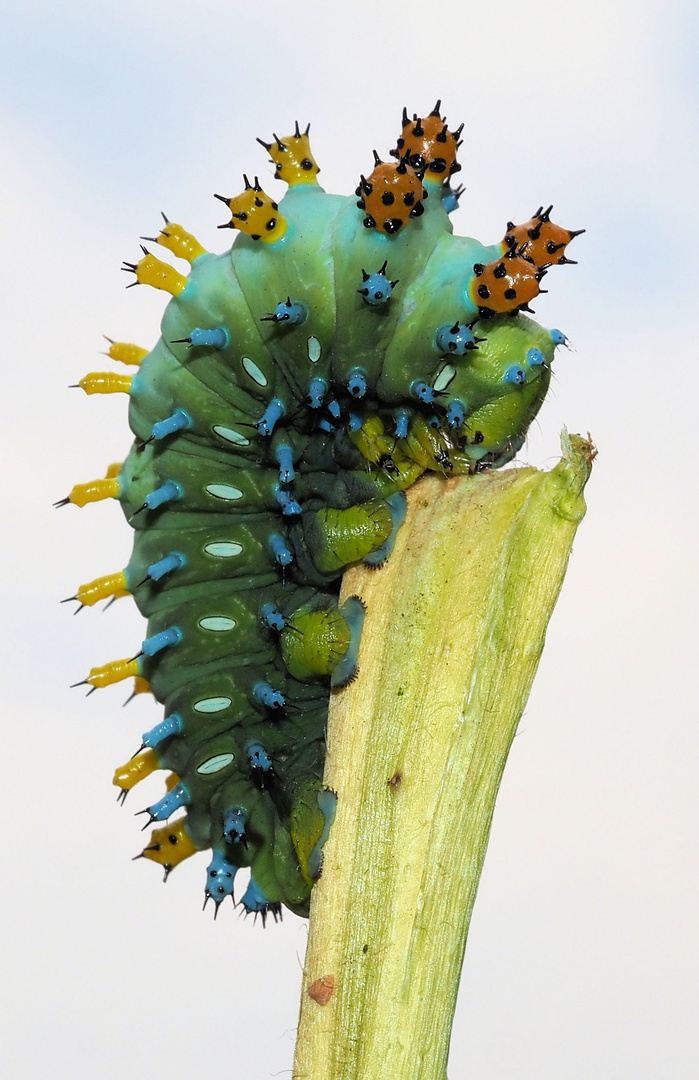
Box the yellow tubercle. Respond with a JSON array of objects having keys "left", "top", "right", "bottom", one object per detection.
[
  {"left": 75, "top": 571, "right": 129, "bottom": 607},
  {"left": 66, "top": 476, "right": 120, "bottom": 507},
  {"left": 140, "top": 820, "right": 199, "bottom": 871},
  {"left": 216, "top": 178, "right": 288, "bottom": 243},
  {"left": 113, "top": 749, "right": 159, "bottom": 793},
  {"left": 103, "top": 338, "right": 148, "bottom": 366},
  {"left": 259, "top": 125, "right": 320, "bottom": 186},
  {"left": 104, "top": 462, "right": 123, "bottom": 479},
  {"left": 87, "top": 656, "right": 140, "bottom": 689},
  {"left": 164, "top": 772, "right": 181, "bottom": 792},
  {"left": 132, "top": 676, "right": 151, "bottom": 697},
  {"left": 76, "top": 372, "right": 133, "bottom": 395},
  {"left": 155, "top": 220, "right": 207, "bottom": 263},
  {"left": 124, "top": 250, "right": 188, "bottom": 295}
]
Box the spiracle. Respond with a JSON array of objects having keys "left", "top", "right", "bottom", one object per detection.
[{"left": 60, "top": 101, "right": 583, "bottom": 922}]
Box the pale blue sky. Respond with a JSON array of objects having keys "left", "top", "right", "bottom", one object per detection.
[{"left": 1, "top": 2, "right": 697, "bottom": 1078}]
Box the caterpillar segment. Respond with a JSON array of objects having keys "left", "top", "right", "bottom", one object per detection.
[{"left": 63, "top": 105, "right": 582, "bottom": 920}]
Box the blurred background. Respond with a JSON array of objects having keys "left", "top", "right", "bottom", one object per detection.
[{"left": 1, "top": 1, "right": 697, "bottom": 1077}]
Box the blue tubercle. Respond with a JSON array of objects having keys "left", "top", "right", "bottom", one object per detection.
[
  {"left": 205, "top": 851, "right": 237, "bottom": 909},
  {"left": 411, "top": 380, "right": 436, "bottom": 405},
  {"left": 146, "top": 551, "right": 186, "bottom": 582},
  {"left": 247, "top": 742, "right": 274, "bottom": 773},
  {"left": 348, "top": 413, "right": 363, "bottom": 432},
  {"left": 446, "top": 399, "right": 465, "bottom": 428},
  {"left": 222, "top": 807, "right": 248, "bottom": 846},
  {"left": 150, "top": 408, "right": 192, "bottom": 441},
  {"left": 347, "top": 369, "right": 368, "bottom": 399},
  {"left": 357, "top": 263, "right": 395, "bottom": 306},
  {"left": 253, "top": 681, "right": 286, "bottom": 710},
  {"left": 504, "top": 365, "right": 526, "bottom": 385},
  {"left": 260, "top": 604, "right": 287, "bottom": 632},
  {"left": 394, "top": 407, "right": 411, "bottom": 440},
  {"left": 141, "top": 712, "right": 183, "bottom": 749},
  {"left": 266, "top": 298, "right": 306, "bottom": 325},
  {"left": 146, "top": 782, "right": 190, "bottom": 822},
  {"left": 441, "top": 183, "right": 463, "bottom": 214},
  {"left": 141, "top": 625, "right": 183, "bottom": 657},
  {"left": 327, "top": 398, "right": 341, "bottom": 419},
  {"left": 186, "top": 327, "right": 229, "bottom": 350},
  {"left": 256, "top": 399, "right": 285, "bottom": 437},
  {"left": 275, "top": 444, "right": 295, "bottom": 483},
  {"left": 143, "top": 480, "right": 182, "bottom": 511},
  {"left": 550, "top": 328, "right": 567, "bottom": 346},
  {"left": 526, "top": 347, "right": 545, "bottom": 366},
  {"left": 307, "top": 377, "right": 328, "bottom": 409},
  {"left": 269, "top": 533, "right": 293, "bottom": 566},
  {"left": 274, "top": 487, "right": 302, "bottom": 516},
  {"left": 435, "top": 322, "right": 476, "bottom": 356}
]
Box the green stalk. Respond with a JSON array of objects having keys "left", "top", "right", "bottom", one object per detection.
[{"left": 292, "top": 432, "right": 594, "bottom": 1080}]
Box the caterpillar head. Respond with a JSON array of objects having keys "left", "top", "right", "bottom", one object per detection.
[
  {"left": 502, "top": 206, "right": 585, "bottom": 267},
  {"left": 391, "top": 100, "right": 463, "bottom": 177},
  {"left": 214, "top": 176, "right": 287, "bottom": 242},
  {"left": 469, "top": 245, "right": 545, "bottom": 317},
  {"left": 256, "top": 122, "right": 320, "bottom": 186},
  {"left": 356, "top": 153, "right": 427, "bottom": 235}
]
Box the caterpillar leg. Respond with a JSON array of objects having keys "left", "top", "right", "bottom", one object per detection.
[
  {"left": 290, "top": 783, "right": 338, "bottom": 885},
  {"left": 302, "top": 498, "right": 396, "bottom": 573},
  {"left": 280, "top": 595, "right": 365, "bottom": 687}
]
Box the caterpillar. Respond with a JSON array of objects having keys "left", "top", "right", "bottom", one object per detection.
[{"left": 60, "top": 102, "right": 582, "bottom": 923}]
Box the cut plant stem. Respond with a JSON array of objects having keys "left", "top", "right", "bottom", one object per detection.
[{"left": 293, "top": 432, "right": 594, "bottom": 1080}]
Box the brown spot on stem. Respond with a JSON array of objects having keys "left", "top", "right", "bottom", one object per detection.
[
  {"left": 308, "top": 974, "right": 336, "bottom": 1006},
  {"left": 388, "top": 773, "right": 402, "bottom": 790}
]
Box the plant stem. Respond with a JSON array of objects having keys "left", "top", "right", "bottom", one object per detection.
[{"left": 292, "top": 432, "right": 594, "bottom": 1080}]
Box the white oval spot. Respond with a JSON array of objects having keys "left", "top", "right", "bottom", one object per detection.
[
  {"left": 433, "top": 364, "right": 457, "bottom": 392},
  {"left": 197, "top": 753, "right": 235, "bottom": 775},
  {"left": 199, "top": 616, "right": 237, "bottom": 632},
  {"left": 213, "top": 425, "right": 249, "bottom": 446},
  {"left": 206, "top": 484, "right": 243, "bottom": 501},
  {"left": 193, "top": 696, "right": 231, "bottom": 714},
  {"left": 204, "top": 541, "right": 243, "bottom": 558},
  {"left": 307, "top": 336, "right": 322, "bottom": 363},
  {"left": 242, "top": 356, "right": 268, "bottom": 386}
]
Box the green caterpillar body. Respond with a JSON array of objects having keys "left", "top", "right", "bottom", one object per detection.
[{"left": 64, "top": 104, "right": 581, "bottom": 921}]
